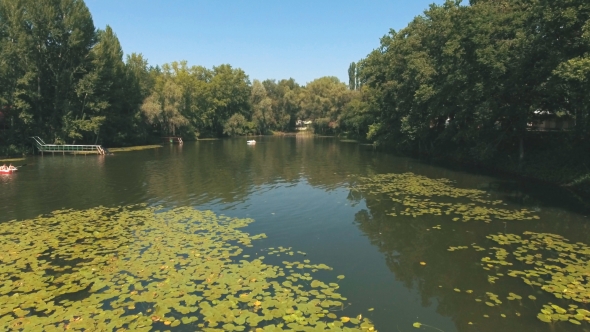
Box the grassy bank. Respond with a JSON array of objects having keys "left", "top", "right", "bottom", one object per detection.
[
  {"left": 108, "top": 145, "right": 162, "bottom": 153},
  {"left": 0, "top": 157, "right": 25, "bottom": 163}
]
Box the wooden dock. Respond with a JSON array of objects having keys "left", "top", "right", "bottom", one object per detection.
[{"left": 31, "top": 136, "right": 106, "bottom": 155}]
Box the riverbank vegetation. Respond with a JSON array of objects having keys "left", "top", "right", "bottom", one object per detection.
[
  {"left": 351, "top": 0, "right": 590, "bottom": 192},
  {"left": 0, "top": 0, "right": 356, "bottom": 154},
  {"left": 0, "top": 0, "right": 588, "bottom": 190}
]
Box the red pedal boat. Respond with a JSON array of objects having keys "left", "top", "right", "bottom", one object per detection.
[{"left": 0, "top": 165, "right": 17, "bottom": 173}]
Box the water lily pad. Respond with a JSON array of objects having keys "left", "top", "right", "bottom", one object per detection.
[
  {"left": 356, "top": 173, "right": 538, "bottom": 223},
  {"left": 537, "top": 313, "right": 552, "bottom": 323},
  {"left": 0, "top": 205, "right": 377, "bottom": 331}
]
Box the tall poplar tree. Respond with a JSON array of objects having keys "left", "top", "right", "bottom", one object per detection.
[{"left": 348, "top": 62, "right": 356, "bottom": 90}]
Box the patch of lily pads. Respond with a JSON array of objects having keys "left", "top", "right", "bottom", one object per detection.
[
  {"left": 358, "top": 172, "right": 590, "bottom": 327},
  {"left": 0, "top": 205, "right": 376, "bottom": 331},
  {"left": 449, "top": 232, "right": 590, "bottom": 325},
  {"left": 355, "top": 173, "right": 539, "bottom": 222}
]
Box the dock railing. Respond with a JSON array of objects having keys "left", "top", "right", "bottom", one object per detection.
[{"left": 31, "top": 136, "right": 106, "bottom": 155}]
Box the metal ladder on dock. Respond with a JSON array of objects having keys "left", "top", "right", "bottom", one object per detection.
[{"left": 31, "top": 136, "right": 106, "bottom": 155}]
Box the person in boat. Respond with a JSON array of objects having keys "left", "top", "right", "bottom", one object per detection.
[
  {"left": 8, "top": 165, "right": 17, "bottom": 171},
  {"left": 0, "top": 164, "right": 6, "bottom": 171}
]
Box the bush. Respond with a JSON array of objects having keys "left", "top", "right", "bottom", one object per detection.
[{"left": 223, "top": 114, "right": 247, "bottom": 136}]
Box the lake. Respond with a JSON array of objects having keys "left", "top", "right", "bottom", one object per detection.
[{"left": 1, "top": 136, "right": 589, "bottom": 331}]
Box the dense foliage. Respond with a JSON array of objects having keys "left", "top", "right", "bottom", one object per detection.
[
  {"left": 1, "top": 0, "right": 589, "bottom": 188},
  {"left": 0, "top": 0, "right": 149, "bottom": 152},
  {"left": 356, "top": 0, "right": 590, "bottom": 163},
  {"left": 0, "top": 0, "right": 358, "bottom": 154}
]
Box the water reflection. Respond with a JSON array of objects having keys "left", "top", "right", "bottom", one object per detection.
[
  {"left": 0, "top": 173, "right": 17, "bottom": 190},
  {"left": 352, "top": 181, "right": 590, "bottom": 331},
  {"left": 0, "top": 137, "right": 589, "bottom": 331}
]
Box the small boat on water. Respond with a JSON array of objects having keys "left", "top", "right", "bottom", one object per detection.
[
  {"left": 247, "top": 140, "right": 256, "bottom": 145},
  {"left": 0, "top": 165, "right": 17, "bottom": 174}
]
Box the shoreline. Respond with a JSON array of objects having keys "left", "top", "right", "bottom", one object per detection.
[
  {"left": 5, "top": 137, "right": 587, "bottom": 202},
  {"left": 388, "top": 149, "right": 590, "bottom": 206},
  {"left": 0, "top": 157, "right": 25, "bottom": 163},
  {"left": 108, "top": 145, "right": 162, "bottom": 152}
]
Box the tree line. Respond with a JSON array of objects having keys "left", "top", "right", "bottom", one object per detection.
[
  {"left": 1, "top": 0, "right": 589, "bottom": 178},
  {"left": 140, "top": 63, "right": 358, "bottom": 138},
  {"left": 352, "top": 0, "right": 590, "bottom": 164},
  {"left": 0, "top": 0, "right": 362, "bottom": 156}
]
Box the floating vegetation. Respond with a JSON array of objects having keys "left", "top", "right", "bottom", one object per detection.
[
  {"left": 0, "top": 205, "right": 376, "bottom": 331},
  {"left": 411, "top": 322, "right": 445, "bottom": 331},
  {"left": 108, "top": 145, "right": 162, "bottom": 153},
  {"left": 471, "top": 244, "right": 486, "bottom": 252},
  {"left": 0, "top": 157, "right": 25, "bottom": 163},
  {"left": 485, "top": 292, "right": 502, "bottom": 306},
  {"left": 447, "top": 246, "right": 468, "bottom": 252},
  {"left": 266, "top": 247, "right": 307, "bottom": 257},
  {"left": 450, "top": 231, "right": 590, "bottom": 325},
  {"left": 355, "top": 173, "right": 539, "bottom": 222}
]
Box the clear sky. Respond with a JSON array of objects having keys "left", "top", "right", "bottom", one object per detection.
[{"left": 85, "top": 0, "right": 443, "bottom": 85}]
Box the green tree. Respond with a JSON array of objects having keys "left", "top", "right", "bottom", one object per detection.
[
  {"left": 126, "top": 53, "right": 153, "bottom": 104},
  {"left": 340, "top": 87, "right": 374, "bottom": 138},
  {"left": 223, "top": 113, "right": 249, "bottom": 136},
  {"left": 207, "top": 64, "right": 251, "bottom": 136},
  {"left": 537, "top": 0, "right": 590, "bottom": 137},
  {"left": 250, "top": 79, "right": 274, "bottom": 134},
  {"left": 299, "top": 76, "right": 352, "bottom": 134},
  {"left": 357, "top": 0, "right": 536, "bottom": 160},
  {"left": 0, "top": 0, "right": 96, "bottom": 146},
  {"left": 141, "top": 75, "right": 188, "bottom": 137},
  {"left": 348, "top": 62, "right": 356, "bottom": 90},
  {"left": 262, "top": 78, "right": 302, "bottom": 131},
  {"left": 74, "top": 26, "right": 129, "bottom": 144}
]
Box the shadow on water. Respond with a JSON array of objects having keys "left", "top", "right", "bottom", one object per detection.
[
  {"left": 351, "top": 194, "right": 590, "bottom": 332},
  {"left": 1, "top": 136, "right": 589, "bottom": 331},
  {"left": 398, "top": 153, "right": 590, "bottom": 215}
]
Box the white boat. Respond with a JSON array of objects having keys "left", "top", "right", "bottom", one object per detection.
[{"left": 247, "top": 140, "right": 256, "bottom": 145}]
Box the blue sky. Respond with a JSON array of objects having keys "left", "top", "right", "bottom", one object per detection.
[{"left": 86, "top": 0, "right": 444, "bottom": 85}]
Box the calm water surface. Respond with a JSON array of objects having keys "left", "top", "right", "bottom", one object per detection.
[{"left": 1, "top": 136, "right": 589, "bottom": 331}]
